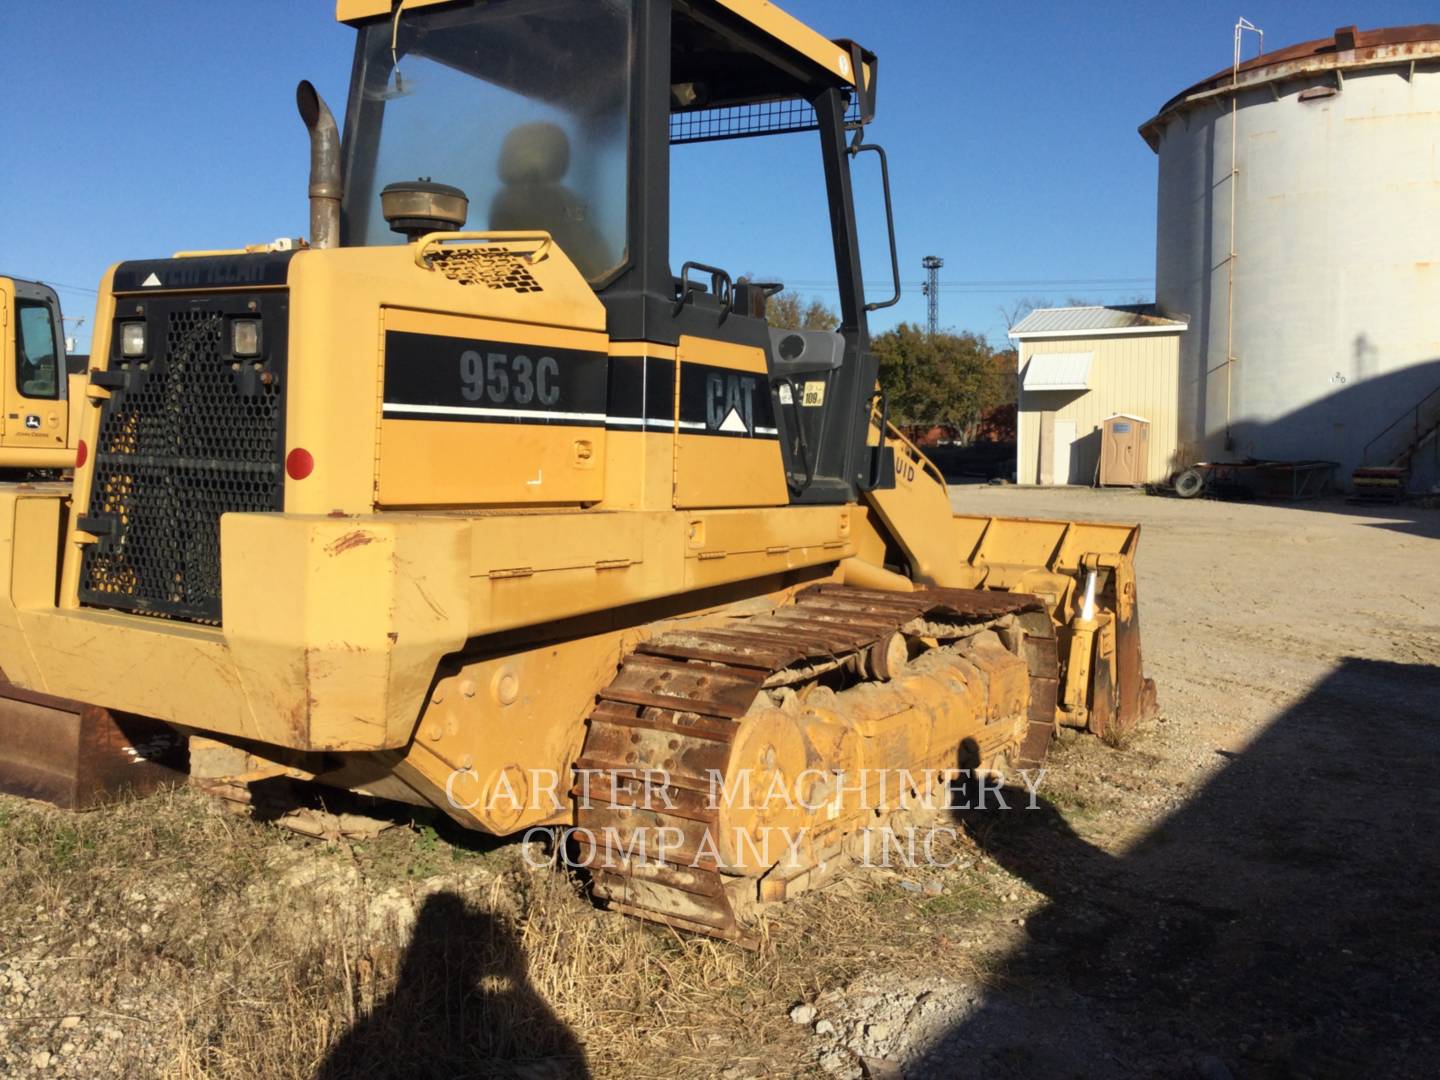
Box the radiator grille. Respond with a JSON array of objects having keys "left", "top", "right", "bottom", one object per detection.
[{"left": 79, "top": 296, "right": 286, "bottom": 623}]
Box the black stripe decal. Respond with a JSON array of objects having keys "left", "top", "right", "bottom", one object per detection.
[
  {"left": 677, "top": 361, "right": 779, "bottom": 439},
  {"left": 112, "top": 251, "right": 296, "bottom": 293},
  {"left": 383, "top": 330, "right": 608, "bottom": 427},
  {"left": 383, "top": 333, "right": 777, "bottom": 439},
  {"left": 605, "top": 355, "right": 677, "bottom": 430}
]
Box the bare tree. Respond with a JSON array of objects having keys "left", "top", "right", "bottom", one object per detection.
[{"left": 996, "top": 296, "right": 1053, "bottom": 334}]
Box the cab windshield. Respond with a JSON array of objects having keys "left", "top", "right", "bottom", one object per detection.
[{"left": 341, "top": 0, "right": 632, "bottom": 283}]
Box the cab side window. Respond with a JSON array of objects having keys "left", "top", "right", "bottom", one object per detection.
[{"left": 16, "top": 300, "right": 59, "bottom": 400}]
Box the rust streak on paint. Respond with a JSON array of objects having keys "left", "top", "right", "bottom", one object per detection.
[{"left": 326, "top": 530, "right": 376, "bottom": 556}]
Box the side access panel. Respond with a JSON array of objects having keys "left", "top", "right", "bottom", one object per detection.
[
  {"left": 674, "top": 335, "right": 787, "bottom": 509},
  {"left": 0, "top": 487, "right": 67, "bottom": 688},
  {"left": 378, "top": 308, "right": 608, "bottom": 506}
]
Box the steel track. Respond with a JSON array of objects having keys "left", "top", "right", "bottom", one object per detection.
[{"left": 572, "top": 584, "right": 1059, "bottom": 944}]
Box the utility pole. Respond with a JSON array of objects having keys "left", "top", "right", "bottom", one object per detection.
[{"left": 921, "top": 255, "right": 943, "bottom": 336}]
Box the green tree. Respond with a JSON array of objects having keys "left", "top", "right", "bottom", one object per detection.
[
  {"left": 873, "top": 323, "right": 1010, "bottom": 442},
  {"left": 764, "top": 290, "right": 838, "bottom": 331}
]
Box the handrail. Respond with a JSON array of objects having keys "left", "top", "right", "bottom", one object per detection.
[
  {"left": 849, "top": 137, "right": 901, "bottom": 312},
  {"left": 1363, "top": 381, "right": 1440, "bottom": 465},
  {"left": 870, "top": 404, "right": 947, "bottom": 488},
  {"left": 414, "top": 230, "right": 553, "bottom": 269}
]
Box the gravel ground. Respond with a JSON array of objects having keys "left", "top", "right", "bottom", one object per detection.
[
  {"left": 2, "top": 485, "right": 1437, "bottom": 1079},
  {"left": 784, "top": 485, "right": 1440, "bottom": 1079}
]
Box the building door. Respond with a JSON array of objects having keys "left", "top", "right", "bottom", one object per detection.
[{"left": 1052, "top": 419, "right": 1076, "bottom": 484}]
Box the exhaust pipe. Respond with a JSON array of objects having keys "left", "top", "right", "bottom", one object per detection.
[{"left": 296, "top": 80, "right": 342, "bottom": 249}]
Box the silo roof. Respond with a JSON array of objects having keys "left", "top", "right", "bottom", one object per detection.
[
  {"left": 1140, "top": 24, "right": 1440, "bottom": 151},
  {"left": 1008, "top": 305, "right": 1188, "bottom": 340}
]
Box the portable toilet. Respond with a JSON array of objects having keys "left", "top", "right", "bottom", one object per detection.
[{"left": 1100, "top": 414, "right": 1150, "bottom": 486}]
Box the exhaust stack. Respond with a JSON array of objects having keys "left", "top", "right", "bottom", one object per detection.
[{"left": 296, "top": 80, "right": 342, "bottom": 249}]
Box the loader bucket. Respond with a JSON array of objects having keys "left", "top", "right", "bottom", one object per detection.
[
  {"left": 0, "top": 683, "right": 186, "bottom": 810},
  {"left": 863, "top": 419, "right": 1156, "bottom": 742}
]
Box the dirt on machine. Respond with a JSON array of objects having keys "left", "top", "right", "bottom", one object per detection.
[{"left": 0, "top": 0, "right": 1154, "bottom": 944}]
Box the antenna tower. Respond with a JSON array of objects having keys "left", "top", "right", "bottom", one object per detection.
[{"left": 921, "top": 255, "right": 943, "bottom": 335}]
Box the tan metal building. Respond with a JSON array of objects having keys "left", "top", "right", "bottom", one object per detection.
[{"left": 1010, "top": 305, "right": 1187, "bottom": 485}]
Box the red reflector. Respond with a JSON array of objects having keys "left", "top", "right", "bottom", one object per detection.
[
  {"left": 286, "top": 448, "right": 314, "bottom": 481},
  {"left": 76, "top": 439, "right": 88, "bottom": 469}
]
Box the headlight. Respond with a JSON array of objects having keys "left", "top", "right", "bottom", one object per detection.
[
  {"left": 120, "top": 322, "right": 146, "bottom": 358},
  {"left": 231, "top": 319, "right": 261, "bottom": 358}
]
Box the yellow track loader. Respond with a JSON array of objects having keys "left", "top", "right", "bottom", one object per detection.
[
  {"left": 0, "top": 276, "right": 84, "bottom": 478},
  {"left": 0, "top": 0, "right": 1153, "bottom": 942}
]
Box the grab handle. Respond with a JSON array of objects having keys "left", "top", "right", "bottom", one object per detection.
[{"left": 414, "top": 230, "right": 553, "bottom": 269}]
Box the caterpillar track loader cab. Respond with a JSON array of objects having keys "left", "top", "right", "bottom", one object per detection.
[
  {"left": 0, "top": 276, "right": 83, "bottom": 477},
  {"left": 0, "top": 0, "right": 1153, "bottom": 942}
]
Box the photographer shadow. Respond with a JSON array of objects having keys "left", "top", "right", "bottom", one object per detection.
[{"left": 315, "top": 891, "right": 589, "bottom": 1080}]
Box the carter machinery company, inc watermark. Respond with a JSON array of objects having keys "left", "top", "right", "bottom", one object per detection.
[{"left": 444, "top": 765, "right": 1047, "bottom": 872}]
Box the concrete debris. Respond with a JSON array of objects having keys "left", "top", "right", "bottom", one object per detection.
[{"left": 860, "top": 1058, "right": 905, "bottom": 1080}]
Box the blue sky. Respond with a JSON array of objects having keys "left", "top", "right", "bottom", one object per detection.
[{"left": 5, "top": 1, "right": 1433, "bottom": 351}]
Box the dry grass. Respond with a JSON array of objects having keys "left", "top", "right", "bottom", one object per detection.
[
  {"left": 1098, "top": 720, "right": 1140, "bottom": 751},
  {"left": 0, "top": 784, "right": 1035, "bottom": 1079}
]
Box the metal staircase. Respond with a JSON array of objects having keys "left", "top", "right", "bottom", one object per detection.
[{"left": 1352, "top": 384, "right": 1440, "bottom": 502}]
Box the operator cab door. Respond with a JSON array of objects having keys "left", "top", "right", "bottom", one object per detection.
[
  {"left": 673, "top": 333, "right": 788, "bottom": 509},
  {"left": 0, "top": 281, "right": 68, "bottom": 456}
]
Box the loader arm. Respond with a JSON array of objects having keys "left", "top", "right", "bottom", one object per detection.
[{"left": 861, "top": 415, "right": 1157, "bottom": 739}]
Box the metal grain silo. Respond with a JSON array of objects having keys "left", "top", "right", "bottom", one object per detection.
[{"left": 1140, "top": 25, "right": 1440, "bottom": 489}]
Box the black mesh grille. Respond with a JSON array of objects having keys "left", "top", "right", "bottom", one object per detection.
[
  {"left": 79, "top": 293, "right": 286, "bottom": 623},
  {"left": 669, "top": 94, "right": 860, "bottom": 145}
]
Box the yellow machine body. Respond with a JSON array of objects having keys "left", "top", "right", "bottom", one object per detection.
[{"left": 0, "top": 0, "right": 1152, "bottom": 939}]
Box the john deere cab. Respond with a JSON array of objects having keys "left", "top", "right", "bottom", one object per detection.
[{"left": 0, "top": 276, "right": 80, "bottom": 476}]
